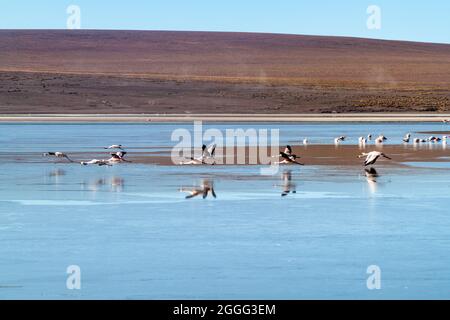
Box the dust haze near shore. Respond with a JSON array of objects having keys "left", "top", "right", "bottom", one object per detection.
[{"left": 1, "top": 30, "right": 450, "bottom": 114}]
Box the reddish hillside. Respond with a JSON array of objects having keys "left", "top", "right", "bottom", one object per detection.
[{"left": 1, "top": 30, "right": 449, "bottom": 113}]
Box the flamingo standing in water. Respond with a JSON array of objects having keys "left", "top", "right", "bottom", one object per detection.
[
  {"left": 403, "top": 133, "right": 411, "bottom": 143},
  {"left": 375, "top": 135, "right": 387, "bottom": 144},
  {"left": 414, "top": 138, "right": 427, "bottom": 144},
  {"left": 334, "top": 136, "right": 346, "bottom": 145},
  {"left": 428, "top": 136, "right": 441, "bottom": 143}
]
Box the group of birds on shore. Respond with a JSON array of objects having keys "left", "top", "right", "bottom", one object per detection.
[
  {"left": 176, "top": 135, "right": 398, "bottom": 167},
  {"left": 299, "top": 133, "right": 449, "bottom": 146},
  {"left": 43, "top": 144, "right": 130, "bottom": 166}
]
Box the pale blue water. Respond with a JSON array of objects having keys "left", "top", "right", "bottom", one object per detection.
[{"left": 1, "top": 122, "right": 450, "bottom": 299}]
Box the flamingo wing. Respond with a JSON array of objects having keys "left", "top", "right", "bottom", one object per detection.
[{"left": 364, "top": 153, "right": 379, "bottom": 166}]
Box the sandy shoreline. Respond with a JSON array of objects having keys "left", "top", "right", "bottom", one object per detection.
[{"left": 2, "top": 113, "right": 450, "bottom": 123}]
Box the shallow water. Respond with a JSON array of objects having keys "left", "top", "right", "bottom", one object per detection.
[
  {"left": 1, "top": 122, "right": 450, "bottom": 299},
  {"left": 0, "top": 121, "right": 449, "bottom": 153}
]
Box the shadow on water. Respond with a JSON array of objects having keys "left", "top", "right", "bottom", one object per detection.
[{"left": 179, "top": 179, "right": 217, "bottom": 199}]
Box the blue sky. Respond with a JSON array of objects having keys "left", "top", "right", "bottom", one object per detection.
[{"left": 1, "top": 0, "right": 449, "bottom": 44}]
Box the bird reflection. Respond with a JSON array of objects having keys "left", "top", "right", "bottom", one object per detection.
[
  {"left": 46, "top": 169, "right": 66, "bottom": 185},
  {"left": 280, "top": 170, "right": 296, "bottom": 197},
  {"left": 364, "top": 167, "right": 379, "bottom": 194},
  {"left": 180, "top": 179, "right": 217, "bottom": 199},
  {"left": 83, "top": 178, "right": 106, "bottom": 192},
  {"left": 82, "top": 176, "right": 124, "bottom": 192},
  {"left": 48, "top": 169, "right": 66, "bottom": 177},
  {"left": 111, "top": 176, "right": 125, "bottom": 192}
]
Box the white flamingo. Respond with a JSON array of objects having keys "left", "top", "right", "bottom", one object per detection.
[
  {"left": 358, "top": 151, "right": 392, "bottom": 166},
  {"left": 375, "top": 136, "right": 385, "bottom": 144},
  {"left": 403, "top": 133, "right": 411, "bottom": 143},
  {"left": 104, "top": 144, "right": 123, "bottom": 150},
  {"left": 334, "top": 136, "right": 346, "bottom": 145},
  {"left": 358, "top": 137, "right": 367, "bottom": 145},
  {"left": 179, "top": 144, "right": 216, "bottom": 165},
  {"left": 80, "top": 159, "right": 112, "bottom": 166}
]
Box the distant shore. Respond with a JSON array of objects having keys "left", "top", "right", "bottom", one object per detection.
[{"left": 1, "top": 113, "right": 450, "bottom": 123}]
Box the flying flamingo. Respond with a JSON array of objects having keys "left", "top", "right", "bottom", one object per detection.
[{"left": 358, "top": 151, "right": 392, "bottom": 166}]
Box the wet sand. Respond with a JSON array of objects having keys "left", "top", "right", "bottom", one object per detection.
[{"left": 5, "top": 144, "right": 449, "bottom": 167}]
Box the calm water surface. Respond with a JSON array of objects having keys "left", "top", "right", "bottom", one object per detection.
[{"left": 0, "top": 122, "right": 449, "bottom": 299}]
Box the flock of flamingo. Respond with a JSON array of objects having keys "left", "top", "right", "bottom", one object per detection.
[
  {"left": 43, "top": 144, "right": 130, "bottom": 166},
  {"left": 40, "top": 131, "right": 449, "bottom": 198},
  {"left": 41, "top": 131, "right": 443, "bottom": 167}
]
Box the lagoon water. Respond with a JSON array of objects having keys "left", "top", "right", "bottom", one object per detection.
[{"left": 1, "top": 122, "right": 450, "bottom": 299}]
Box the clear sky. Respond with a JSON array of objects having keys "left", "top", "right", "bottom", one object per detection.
[{"left": 1, "top": 0, "right": 449, "bottom": 44}]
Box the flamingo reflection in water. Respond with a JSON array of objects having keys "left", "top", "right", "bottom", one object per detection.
[
  {"left": 364, "top": 167, "right": 379, "bottom": 194},
  {"left": 180, "top": 179, "right": 217, "bottom": 199},
  {"left": 273, "top": 170, "right": 297, "bottom": 197}
]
